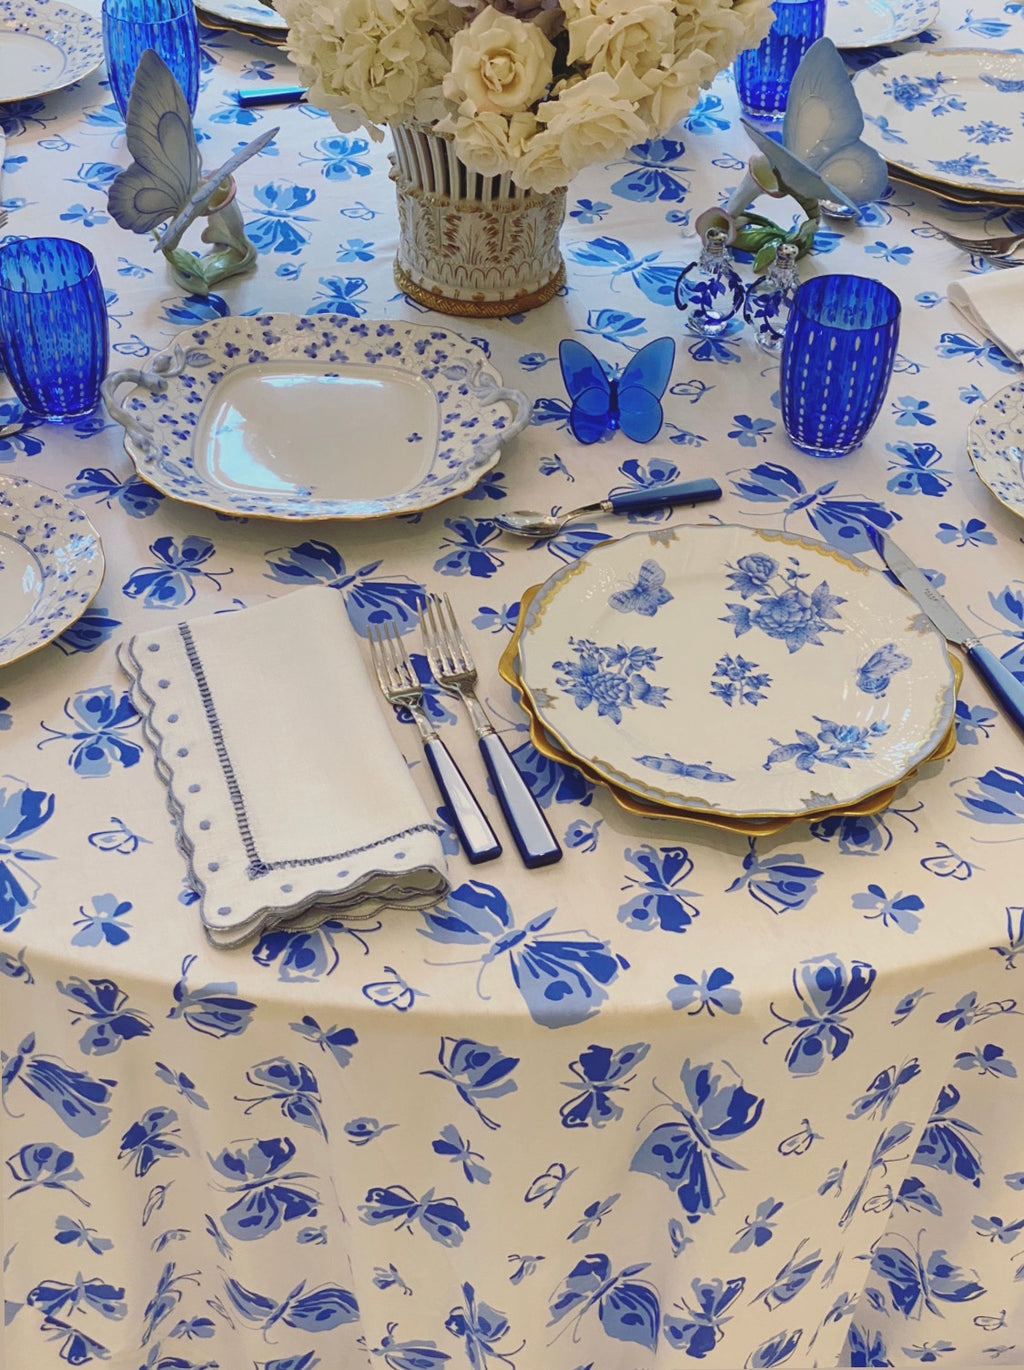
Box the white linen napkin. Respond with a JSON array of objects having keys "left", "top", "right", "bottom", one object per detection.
[
  {"left": 118, "top": 586, "right": 449, "bottom": 947},
  {"left": 948, "top": 270, "right": 1024, "bottom": 365}
]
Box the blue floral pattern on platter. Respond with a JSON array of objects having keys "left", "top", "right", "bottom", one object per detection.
[
  {"left": 517, "top": 525, "right": 955, "bottom": 817},
  {"left": 0, "top": 474, "right": 104, "bottom": 665},
  {"left": 105, "top": 315, "right": 529, "bottom": 520},
  {"left": 855, "top": 50, "right": 1024, "bottom": 191},
  {"left": 966, "top": 378, "right": 1024, "bottom": 520}
]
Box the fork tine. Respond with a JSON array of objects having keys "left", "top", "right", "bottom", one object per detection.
[
  {"left": 442, "top": 594, "right": 473, "bottom": 670},
  {"left": 366, "top": 623, "right": 388, "bottom": 692}
]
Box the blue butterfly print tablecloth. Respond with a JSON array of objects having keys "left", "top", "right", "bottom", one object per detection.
[{"left": 3, "top": 2, "right": 1024, "bottom": 1366}]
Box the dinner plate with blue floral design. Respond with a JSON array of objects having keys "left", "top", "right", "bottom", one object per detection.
[
  {"left": 0, "top": 0, "right": 104, "bottom": 104},
  {"left": 854, "top": 50, "right": 1024, "bottom": 195},
  {"left": 826, "top": 0, "right": 938, "bottom": 50},
  {"left": 102, "top": 315, "right": 530, "bottom": 521},
  {"left": 0, "top": 474, "right": 103, "bottom": 667},
  {"left": 967, "top": 379, "right": 1024, "bottom": 520},
  {"left": 515, "top": 525, "right": 956, "bottom": 820}
]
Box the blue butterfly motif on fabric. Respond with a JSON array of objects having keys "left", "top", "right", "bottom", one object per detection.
[
  {"left": 244, "top": 180, "right": 317, "bottom": 255},
  {"left": 299, "top": 133, "right": 372, "bottom": 180},
  {"left": 728, "top": 461, "right": 900, "bottom": 554},
  {"left": 885, "top": 440, "right": 953, "bottom": 497},
  {"left": 37, "top": 687, "right": 142, "bottom": 778},
  {"left": 432, "top": 1125, "right": 490, "bottom": 1184},
  {"left": 222, "top": 1275, "right": 360, "bottom": 1334},
  {"left": 262, "top": 540, "right": 425, "bottom": 636},
  {"left": 547, "top": 1252, "right": 661, "bottom": 1351},
  {"left": 236, "top": 1059, "right": 326, "bottom": 1138},
  {"left": 36, "top": 1308, "right": 114, "bottom": 1365},
  {"left": 868, "top": 1231, "right": 984, "bottom": 1318},
  {"left": 839, "top": 1121, "right": 915, "bottom": 1229},
  {"left": 57, "top": 976, "right": 153, "bottom": 1055},
  {"left": 123, "top": 535, "right": 232, "bottom": 608},
  {"left": 764, "top": 955, "right": 876, "bottom": 1075},
  {"left": 524, "top": 1161, "right": 576, "bottom": 1208},
  {"left": 168, "top": 955, "right": 257, "bottom": 1037},
  {"left": 508, "top": 1254, "right": 543, "bottom": 1285},
  {"left": 5, "top": 1141, "right": 85, "bottom": 1204},
  {"left": 981, "top": 584, "right": 1024, "bottom": 683},
  {"left": 507, "top": 736, "right": 595, "bottom": 809},
  {"left": 446, "top": 1282, "right": 523, "bottom": 1369},
  {"left": 559, "top": 337, "right": 674, "bottom": 445},
  {"left": 289, "top": 1016, "right": 358, "bottom": 1068},
  {"left": 564, "top": 236, "right": 685, "bottom": 306},
  {"left": 559, "top": 1043, "right": 650, "bottom": 1129},
  {"left": 421, "top": 1036, "right": 519, "bottom": 1130},
  {"left": 630, "top": 1059, "right": 764, "bottom": 1220},
  {"left": 991, "top": 906, "right": 1024, "bottom": 970},
  {"left": 419, "top": 880, "right": 626, "bottom": 1029},
  {"left": 209, "top": 1136, "right": 318, "bottom": 1241},
  {"left": 2, "top": 1034, "right": 115, "bottom": 1137},
  {"left": 66, "top": 466, "right": 165, "bottom": 517},
  {"left": 848, "top": 1058, "right": 922, "bottom": 1121},
  {"left": 154, "top": 1061, "right": 207, "bottom": 1108},
  {"left": 118, "top": 1105, "right": 186, "bottom": 1177},
  {"left": 567, "top": 1193, "right": 620, "bottom": 1243},
  {"left": 662, "top": 1275, "right": 745, "bottom": 1358},
  {"left": 369, "top": 1322, "right": 451, "bottom": 1369},
  {"left": 308, "top": 275, "right": 369, "bottom": 316},
  {"left": 752, "top": 1239, "right": 823, "bottom": 1311},
  {"left": 54, "top": 607, "right": 124, "bottom": 657},
  {"left": 358, "top": 1185, "right": 469, "bottom": 1247},
  {"left": 253, "top": 918, "right": 380, "bottom": 982},
  {"left": 434, "top": 518, "right": 506, "bottom": 580},
  {"left": 0, "top": 777, "right": 55, "bottom": 934},
  {"left": 26, "top": 1272, "right": 127, "bottom": 1322},
  {"left": 953, "top": 765, "right": 1024, "bottom": 826},
  {"left": 140, "top": 1260, "right": 201, "bottom": 1345},
  {"left": 608, "top": 138, "right": 692, "bottom": 202},
  {"left": 618, "top": 843, "right": 702, "bottom": 933},
  {"left": 727, "top": 839, "right": 823, "bottom": 914},
  {"left": 578, "top": 308, "right": 648, "bottom": 350},
  {"left": 362, "top": 964, "right": 424, "bottom": 1011},
  {"left": 936, "top": 330, "right": 1020, "bottom": 372},
  {"left": 912, "top": 1082, "right": 983, "bottom": 1186}
]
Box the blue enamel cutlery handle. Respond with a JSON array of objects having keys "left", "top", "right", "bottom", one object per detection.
[
  {"left": 478, "top": 733, "right": 562, "bottom": 868},
  {"left": 237, "top": 85, "right": 308, "bottom": 107},
  {"left": 423, "top": 739, "right": 502, "bottom": 863},
  {"left": 967, "top": 644, "right": 1024, "bottom": 738},
  {"left": 606, "top": 477, "right": 722, "bottom": 515}
]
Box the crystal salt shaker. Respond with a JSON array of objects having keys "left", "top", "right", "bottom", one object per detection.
[
  {"left": 674, "top": 226, "right": 745, "bottom": 338},
  {"left": 744, "top": 242, "right": 800, "bottom": 355}
]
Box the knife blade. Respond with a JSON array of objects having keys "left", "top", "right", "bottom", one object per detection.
[{"left": 869, "top": 527, "right": 1024, "bottom": 738}]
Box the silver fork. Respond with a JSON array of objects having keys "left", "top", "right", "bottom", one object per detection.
[
  {"left": 367, "top": 621, "right": 501, "bottom": 864},
  {"left": 932, "top": 225, "right": 1024, "bottom": 257},
  {"left": 421, "top": 594, "right": 561, "bottom": 869}
]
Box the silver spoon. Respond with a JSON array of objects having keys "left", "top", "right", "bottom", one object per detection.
[{"left": 495, "top": 476, "right": 722, "bottom": 539}]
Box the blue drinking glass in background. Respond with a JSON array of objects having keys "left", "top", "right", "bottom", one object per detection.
[
  {"left": 102, "top": 0, "right": 200, "bottom": 118},
  {"left": 780, "top": 275, "right": 901, "bottom": 459},
  {"left": 734, "top": 0, "right": 826, "bottom": 119},
  {"left": 0, "top": 238, "right": 109, "bottom": 422}
]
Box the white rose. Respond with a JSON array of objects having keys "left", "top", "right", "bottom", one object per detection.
[
  {"left": 444, "top": 8, "right": 555, "bottom": 114},
  {"left": 638, "top": 52, "right": 719, "bottom": 130},
  {"left": 449, "top": 106, "right": 538, "bottom": 176},
  {"left": 537, "top": 71, "right": 647, "bottom": 175},
  {"left": 512, "top": 127, "right": 573, "bottom": 192},
  {"left": 567, "top": 0, "right": 675, "bottom": 82}
]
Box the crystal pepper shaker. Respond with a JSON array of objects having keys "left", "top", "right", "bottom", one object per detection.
[
  {"left": 744, "top": 241, "right": 800, "bottom": 355},
  {"left": 674, "top": 226, "right": 745, "bottom": 338}
]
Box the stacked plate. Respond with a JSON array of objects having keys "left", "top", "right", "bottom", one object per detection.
[
  {"left": 855, "top": 50, "right": 1024, "bottom": 205},
  {"left": 501, "top": 526, "right": 959, "bottom": 836},
  {"left": 967, "top": 379, "right": 1024, "bottom": 521},
  {"left": 194, "top": 0, "right": 287, "bottom": 44}
]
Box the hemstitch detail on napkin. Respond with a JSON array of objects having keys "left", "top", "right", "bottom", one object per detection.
[{"left": 178, "top": 622, "right": 439, "bottom": 879}]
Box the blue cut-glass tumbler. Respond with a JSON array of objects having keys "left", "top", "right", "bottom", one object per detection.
[
  {"left": 780, "top": 275, "right": 901, "bottom": 459},
  {"left": 0, "top": 238, "right": 109, "bottom": 422},
  {"left": 734, "top": 0, "right": 826, "bottom": 120},
  {"left": 102, "top": 0, "right": 200, "bottom": 118}
]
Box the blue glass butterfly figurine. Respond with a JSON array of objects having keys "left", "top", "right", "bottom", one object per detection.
[
  {"left": 107, "top": 49, "right": 278, "bottom": 296},
  {"left": 558, "top": 336, "right": 675, "bottom": 445}
]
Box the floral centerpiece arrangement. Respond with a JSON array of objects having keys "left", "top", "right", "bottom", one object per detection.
[{"left": 275, "top": 0, "right": 775, "bottom": 193}]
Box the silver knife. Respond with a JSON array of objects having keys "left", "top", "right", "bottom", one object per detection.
[{"left": 869, "top": 527, "right": 1024, "bottom": 738}]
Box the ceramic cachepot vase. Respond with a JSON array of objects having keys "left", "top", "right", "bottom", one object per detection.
[{"left": 389, "top": 122, "right": 566, "bottom": 319}]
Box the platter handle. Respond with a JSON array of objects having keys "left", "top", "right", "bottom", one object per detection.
[{"left": 101, "top": 346, "right": 188, "bottom": 462}]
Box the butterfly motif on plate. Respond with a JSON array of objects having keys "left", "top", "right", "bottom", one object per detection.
[
  {"left": 856, "top": 642, "right": 912, "bottom": 697},
  {"left": 558, "top": 337, "right": 675, "bottom": 445},
  {"left": 630, "top": 1059, "right": 764, "bottom": 1220},
  {"left": 559, "top": 1042, "right": 650, "bottom": 1129},
  {"left": 547, "top": 1252, "right": 661, "bottom": 1351},
  {"left": 359, "top": 1184, "right": 469, "bottom": 1247},
  {"left": 608, "top": 559, "right": 673, "bottom": 617},
  {"left": 763, "top": 954, "right": 876, "bottom": 1075}
]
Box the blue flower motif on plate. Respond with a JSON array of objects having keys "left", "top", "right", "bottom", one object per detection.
[
  {"left": 721, "top": 554, "right": 845, "bottom": 653},
  {"left": 710, "top": 653, "right": 772, "bottom": 707},
  {"left": 553, "top": 637, "right": 668, "bottom": 724},
  {"left": 764, "top": 717, "right": 891, "bottom": 773}
]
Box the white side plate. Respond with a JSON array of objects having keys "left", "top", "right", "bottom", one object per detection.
[
  {"left": 516, "top": 524, "right": 956, "bottom": 819},
  {"left": 195, "top": 0, "right": 287, "bottom": 32},
  {"left": 0, "top": 474, "right": 104, "bottom": 667},
  {"left": 967, "top": 379, "right": 1024, "bottom": 521},
  {"left": 0, "top": 0, "right": 103, "bottom": 104},
  {"left": 102, "top": 315, "right": 531, "bottom": 521},
  {"left": 855, "top": 50, "right": 1024, "bottom": 194},
  {"left": 826, "top": 0, "right": 938, "bottom": 50}
]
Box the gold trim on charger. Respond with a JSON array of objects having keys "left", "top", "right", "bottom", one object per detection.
[{"left": 501, "top": 583, "right": 961, "bottom": 836}]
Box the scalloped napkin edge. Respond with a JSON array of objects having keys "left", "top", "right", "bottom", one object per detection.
[
  {"left": 117, "top": 586, "right": 448, "bottom": 948},
  {"left": 949, "top": 270, "right": 1024, "bottom": 365}
]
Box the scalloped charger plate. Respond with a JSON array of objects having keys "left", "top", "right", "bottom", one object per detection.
[{"left": 514, "top": 525, "right": 957, "bottom": 821}]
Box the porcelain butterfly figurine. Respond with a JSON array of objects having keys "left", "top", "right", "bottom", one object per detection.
[
  {"left": 558, "top": 336, "right": 675, "bottom": 445},
  {"left": 107, "top": 50, "right": 278, "bottom": 296}
]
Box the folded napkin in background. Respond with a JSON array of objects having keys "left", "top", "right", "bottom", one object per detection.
[
  {"left": 119, "top": 586, "right": 449, "bottom": 948},
  {"left": 948, "top": 269, "right": 1024, "bottom": 365}
]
